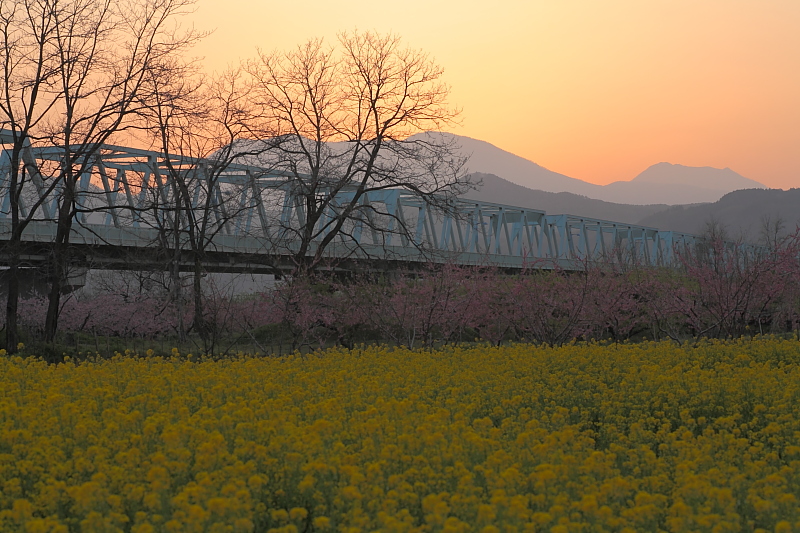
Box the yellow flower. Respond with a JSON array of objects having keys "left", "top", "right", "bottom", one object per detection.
[
  {"left": 312, "top": 517, "right": 331, "bottom": 529},
  {"left": 289, "top": 507, "right": 308, "bottom": 520},
  {"left": 270, "top": 509, "right": 289, "bottom": 522},
  {"left": 2, "top": 338, "right": 800, "bottom": 530}
]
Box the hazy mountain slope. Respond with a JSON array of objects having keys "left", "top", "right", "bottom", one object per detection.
[
  {"left": 463, "top": 173, "right": 672, "bottom": 225},
  {"left": 593, "top": 163, "right": 766, "bottom": 204},
  {"left": 597, "top": 181, "right": 737, "bottom": 205},
  {"left": 416, "top": 132, "right": 766, "bottom": 205},
  {"left": 637, "top": 188, "right": 800, "bottom": 238},
  {"left": 633, "top": 162, "right": 764, "bottom": 189},
  {"left": 410, "top": 132, "right": 604, "bottom": 197}
]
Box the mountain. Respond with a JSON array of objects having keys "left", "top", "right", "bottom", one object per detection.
[
  {"left": 462, "top": 173, "right": 672, "bottom": 225},
  {"left": 430, "top": 134, "right": 604, "bottom": 198},
  {"left": 631, "top": 162, "right": 762, "bottom": 190},
  {"left": 637, "top": 188, "right": 800, "bottom": 238},
  {"left": 593, "top": 163, "right": 766, "bottom": 204},
  {"left": 464, "top": 175, "right": 797, "bottom": 240},
  {"left": 416, "top": 132, "right": 767, "bottom": 205}
]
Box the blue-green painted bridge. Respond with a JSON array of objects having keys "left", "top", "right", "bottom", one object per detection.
[{"left": 0, "top": 131, "right": 738, "bottom": 274}]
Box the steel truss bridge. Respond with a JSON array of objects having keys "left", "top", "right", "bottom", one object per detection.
[{"left": 0, "top": 131, "right": 747, "bottom": 275}]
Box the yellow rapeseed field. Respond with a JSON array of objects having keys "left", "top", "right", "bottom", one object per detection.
[{"left": 2, "top": 338, "right": 800, "bottom": 532}]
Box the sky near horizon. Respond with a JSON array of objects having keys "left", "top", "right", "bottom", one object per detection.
[{"left": 189, "top": 0, "right": 800, "bottom": 190}]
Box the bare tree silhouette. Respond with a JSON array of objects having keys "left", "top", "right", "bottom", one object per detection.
[{"left": 246, "top": 31, "right": 475, "bottom": 275}]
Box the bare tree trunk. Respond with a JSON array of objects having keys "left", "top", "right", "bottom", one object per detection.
[
  {"left": 5, "top": 251, "right": 20, "bottom": 352},
  {"left": 170, "top": 254, "right": 186, "bottom": 343},
  {"left": 3, "top": 145, "right": 57, "bottom": 352},
  {"left": 5, "top": 175, "right": 23, "bottom": 352},
  {"left": 44, "top": 187, "right": 74, "bottom": 342},
  {"left": 192, "top": 254, "right": 210, "bottom": 352},
  {"left": 170, "top": 209, "right": 187, "bottom": 343},
  {"left": 4, "top": 162, "right": 22, "bottom": 353},
  {"left": 43, "top": 254, "right": 64, "bottom": 343}
]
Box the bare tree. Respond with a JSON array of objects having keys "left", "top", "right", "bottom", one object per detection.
[
  {"left": 0, "top": 0, "right": 66, "bottom": 352},
  {"left": 246, "top": 31, "right": 474, "bottom": 275},
  {"left": 759, "top": 214, "right": 787, "bottom": 253},
  {"left": 15, "top": 0, "right": 202, "bottom": 343},
  {"left": 142, "top": 65, "right": 266, "bottom": 351},
  {"left": 693, "top": 214, "right": 733, "bottom": 273},
  {"left": 1, "top": 0, "right": 202, "bottom": 347}
]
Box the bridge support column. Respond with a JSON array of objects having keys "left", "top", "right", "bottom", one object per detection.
[{"left": 0, "top": 266, "right": 87, "bottom": 297}]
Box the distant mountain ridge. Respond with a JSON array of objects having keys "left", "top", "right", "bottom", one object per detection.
[
  {"left": 415, "top": 132, "right": 767, "bottom": 205},
  {"left": 463, "top": 173, "right": 672, "bottom": 225},
  {"left": 594, "top": 163, "right": 765, "bottom": 205},
  {"left": 431, "top": 134, "right": 602, "bottom": 198},
  {"left": 638, "top": 188, "right": 800, "bottom": 238},
  {"left": 464, "top": 174, "right": 798, "bottom": 240},
  {"left": 631, "top": 162, "right": 759, "bottom": 189}
]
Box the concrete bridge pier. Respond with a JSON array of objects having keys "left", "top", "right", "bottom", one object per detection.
[{"left": 0, "top": 266, "right": 88, "bottom": 298}]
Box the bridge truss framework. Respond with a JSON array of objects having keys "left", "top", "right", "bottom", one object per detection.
[{"left": 0, "top": 131, "right": 754, "bottom": 275}]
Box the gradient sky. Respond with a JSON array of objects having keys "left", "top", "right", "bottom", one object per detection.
[{"left": 189, "top": 0, "right": 800, "bottom": 189}]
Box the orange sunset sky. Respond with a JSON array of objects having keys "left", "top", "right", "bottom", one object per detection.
[{"left": 189, "top": 0, "right": 800, "bottom": 190}]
